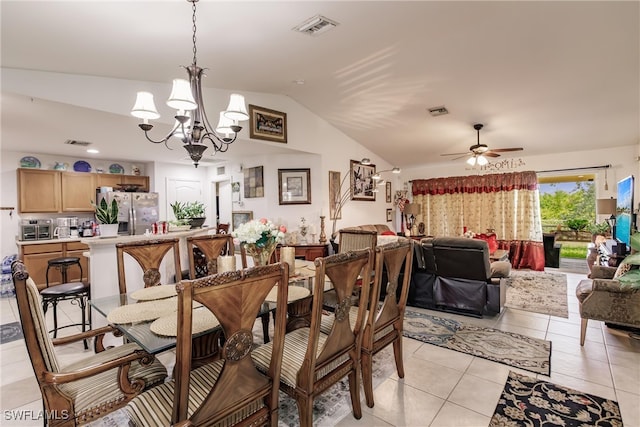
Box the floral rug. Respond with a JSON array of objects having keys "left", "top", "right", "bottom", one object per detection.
[
  {"left": 403, "top": 310, "right": 551, "bottom": 375},
  {"left": 506, "top": 270, "right": 569, "bottom": 318},
  {"left": 490, "top": 371, "right": 622, "bottom": 427}
]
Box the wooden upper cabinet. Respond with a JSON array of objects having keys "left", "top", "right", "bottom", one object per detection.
[
  {"left": 17, "top": 169, "right": 61, "bottom": 213},
  {"left": 96, "top": 174, "right": 123, "bottom": 189},
  {"left": 123, "top": 175, "right": 149, "bottom": 192},
  {"left": 61, "top": 172, "right": 97, "bottom": 212}
]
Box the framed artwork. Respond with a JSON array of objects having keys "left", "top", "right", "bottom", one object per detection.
[
  {"left": 232, "top": 211, "right": 253, "bottom": 229},
  {"left": 350, "top": 159, "right": 376, "bottom": 201},
  {"left": 386, "top": 208, "right": 393, "bottom": 222},
  {"left": 244, "top": 166, "right": 264, "bottom": 198},
  {"left": 278, "top": 168, "right": 311, "bottom": 205},
  {"left": 385, "top": 181, "right": 392, "bottom": 203},
  {"left": 248, "top": 104, "right": 287, "bottom": 143},
  {"left": 329, "top": 170, "right": 342, "bottom": 220}
]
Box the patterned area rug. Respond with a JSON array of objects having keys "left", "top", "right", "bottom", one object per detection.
[
  {"left": 403, "top": 310, "right": 551, "bottom": 375},
  {"left": 490, "top": 371, "right": 622, "bottom": 427},
  {"left": 506, "top": 270, "right": 569, "bottom": 318},
  {"left": 0, "top": 321, "right": 23, "bottom": 344}
]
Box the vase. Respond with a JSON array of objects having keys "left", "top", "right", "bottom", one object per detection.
[
  {"left": 99, "top": 223, "right": 119, "bottom": 237},
  {"left": 243, "top": 241, "right": 277, "bottom": 266}
]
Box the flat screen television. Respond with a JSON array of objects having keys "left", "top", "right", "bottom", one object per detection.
[{"left": 614, "top": 175, "right": 634, "bottom": 249}]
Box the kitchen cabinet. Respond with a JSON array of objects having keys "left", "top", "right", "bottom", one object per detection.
[
  {"left": 61, "top": 172, "right": 97, "bottom": 212},
  {"left": 20, "top": 241, "right": 89, "bottom": 290},
  {"left": 17, "top": 168, "right": 150, "bottom": 213},
  {"left": 17, "top": 169, "right": 61, "bottom": 213}
]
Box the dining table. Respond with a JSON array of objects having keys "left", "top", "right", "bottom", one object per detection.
[{"left": 89, "top": 260, "right": 321, "bottom": 360}]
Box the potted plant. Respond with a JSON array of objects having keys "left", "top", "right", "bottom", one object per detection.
[
  {"left": 587, "top": 221, "right": 611, "bottom": 241},
  {"left": 92, "top": 198, "right": 119, "bottom": 237},
  {"left": 169, "top": 201, "right": 192, "bottom": 231},
  {"left": 184, "top": 201, "right": 206, "bottom": 229}
]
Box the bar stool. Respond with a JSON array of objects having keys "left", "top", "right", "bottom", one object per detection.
[{"left": 41, "top": 257, "right": 91, "bottom": 349}]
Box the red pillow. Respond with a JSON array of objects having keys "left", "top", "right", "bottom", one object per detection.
[{"left": 381, "top": 230, "right": 397, "bottom": 236}]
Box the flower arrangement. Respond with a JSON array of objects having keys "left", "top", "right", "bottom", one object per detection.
[{"left": 232, "top": 218, "right": 287, "bottom": 247}]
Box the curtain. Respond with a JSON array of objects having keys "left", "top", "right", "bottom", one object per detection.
[{"left": 411, "top": 171, "right": 545, "bottom": 270}]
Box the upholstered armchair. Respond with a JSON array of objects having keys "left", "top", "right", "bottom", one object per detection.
[{"left": 575, "top": 265, "right": 640, "bottom": 345}]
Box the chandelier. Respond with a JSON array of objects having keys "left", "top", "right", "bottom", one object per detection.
[{"left": 130, "top": 0, "right": 248, "bottom": 168}]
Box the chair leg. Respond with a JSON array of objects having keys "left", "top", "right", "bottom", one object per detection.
[
  {"left": 348, "top": 367, "right": 363, "bottom": 420},
  {"left": 362, "top": 350, "right": 374, "bottom": 408},
  {"left": 51, "top": 300, "right": 59, "bottom": 338},
  {"left": 296, "top": 396, "right": 314, "bottom": 427},
  {"left": 392, "top": 334, "right": 405, "bottom": 378},
  {"left": 78, "top": 295, "right": 89, "bottom": 350},
  {"left": 580, "top": 318, "right": 588, "bottom": 346},
  {"left": 261, "top": 313, "right": 270, "bottom": 344}
]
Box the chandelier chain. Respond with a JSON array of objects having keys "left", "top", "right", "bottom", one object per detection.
[{"left": 191, "top": 0, "right": 197, "bottom": 66}]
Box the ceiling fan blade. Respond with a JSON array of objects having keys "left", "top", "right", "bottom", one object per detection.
[
  {"left": 488, "top": 147, "right": 523, "bottom": 153},
  {"left": 484, "top": 152, "right": 501, "bottom": 158},
  {"left": 452, "top": 153, "right": 472, "bottom": 160},
  {"left": 440, "top": 152, "right": 469, "bottom": 156}
]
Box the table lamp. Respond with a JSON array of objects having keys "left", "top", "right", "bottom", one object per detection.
[{"left": 403, "top": 203, "right": 420, "bottom": 236}]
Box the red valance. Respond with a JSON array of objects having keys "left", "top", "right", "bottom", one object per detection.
[{"left": 412, "top": 171, "right": 538, "bottom": 196}]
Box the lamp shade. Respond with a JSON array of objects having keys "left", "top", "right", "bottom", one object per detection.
[
  {"left": 215, "top": 112, "right": 235, "bottom": 136},
  {"left": 596, "top": 198, "right": 617, "bottom": 215},
  {"left": 404, "top": 203, "right": 420, "bottom": 215},
  {"left": 224, "top": 94, "right": 249, "bottom": 121},
  {"left": 476, "top": 155, "right": 488, "bottom": 166},
  {"left": 466, "top": 156, "right": 477, "bottom": 166},
  {"left": 167, "top": 79, "right": 197, "bottom": 111},
  {"left": 131, "top": 92, "right": 160, "bottom": 120}
]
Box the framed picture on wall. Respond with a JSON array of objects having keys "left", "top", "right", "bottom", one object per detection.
[
  {"left": 329, "top": 170, "right": 342, "bottom": 220},
  {"left": 278, "top": 168, "right": 311, "bottom": 205},
  {"left": 248, "top": 104, "right": 287, "bottom": 143},
  {"left": 350, "top": 159, "right": 376, "bottom": 201},
  {"left": 232, "top": 211, "right": 253, "bottom": 229},
  {"left": 386, "top": 208, "right": 393, "bottom": 222},
  {"left": 385, "top": 181, "right": 392, "bottom": 203},
  {"left": 244, "top": 166, "right": 264, "bottom": 198}
]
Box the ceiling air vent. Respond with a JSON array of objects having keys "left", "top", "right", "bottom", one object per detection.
[
  {"left": 216, "top": 166, "right": 226, "bottom": 175},
  {"left": 293, "top": 15, "right": 339, "bottom": 36},
  {"left": 65, "top": 139, "right": 92, "bottom": 146},
  {"left": 427, "top": 106, "right": 449, "bottom": 117}
]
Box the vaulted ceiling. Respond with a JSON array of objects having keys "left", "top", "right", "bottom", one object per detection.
[{"left": 2, "top": 1, "right": 638, "bottom": 168}]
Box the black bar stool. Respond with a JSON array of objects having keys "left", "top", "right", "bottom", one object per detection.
[{"left": 42, "top": 257, "right": 91, "bottom": 349}]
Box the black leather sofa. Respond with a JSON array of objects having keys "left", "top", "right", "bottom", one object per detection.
[{"left": 407, "top": 237, "right": 510, "bottom": 317}]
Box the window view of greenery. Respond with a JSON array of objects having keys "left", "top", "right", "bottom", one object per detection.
[{"left": 539, "top": 178, "right": 598, "bottom": 259}]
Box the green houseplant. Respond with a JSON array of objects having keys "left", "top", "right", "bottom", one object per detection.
[
  {"left": 170, "top": 201, "right": 206, "bottom": 229},
  {"left": 92, "top": 198, "right": 119, "bottom": 236}
]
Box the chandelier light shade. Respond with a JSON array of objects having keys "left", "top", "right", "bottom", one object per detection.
[
  {"left": 372, "top": 166, "right": 401, "bottom": 180},
  {"left": 131, "top": 0, "right": 249, "bottom": 167}
]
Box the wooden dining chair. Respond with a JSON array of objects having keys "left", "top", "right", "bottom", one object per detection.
[
  {"left": 252, "top": 248, "right": 374, "bottom": 427},
  {"left": 240, "top": 244, "right": 278, "bottom": 343},
  {"left": 125, "top": 263, "right": 290, "bottom": 426},
  {"left": 186, "top": 234, "right": 234, "bottom": 279},
  {"left": 216, "top": 223, "right": 230, "bottom": 234},
  {"left": 116, "top": 238, "right": 181, "bottom": 294},
  {"left": 338, "top": 228, "right": 378, "bottom": 253},
  {"left": 361, "top": 239, "right": 413, "bottom": 407},
  {"left": 11, "top": 260, "right": 167, "bottom": 427}
]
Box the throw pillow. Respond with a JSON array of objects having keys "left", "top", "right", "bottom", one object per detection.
[
  {"left": 381, "top": 230, "right": 396, "bottom": 236},
  {"left": 614, "top": 262, "right": 632, "bottom": 278}
]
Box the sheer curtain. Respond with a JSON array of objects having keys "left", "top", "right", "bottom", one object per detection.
[{"left": 411, "top": 171, "right": 545, "bottom": 270}]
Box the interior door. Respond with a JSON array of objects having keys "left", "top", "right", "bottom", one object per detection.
[{"left": 166, "top": 178, "right": 203, "bottom": 221}]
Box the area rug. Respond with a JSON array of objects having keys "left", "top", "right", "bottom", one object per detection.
[
  {"left": 490, "top": 371, "right": 622, "bottom": 427},
  {"left": 506, "top": 270, "right": 569, "bottom": 318},
  {"left": 403, "top": 310, "right": 551, "bottom": 375},
  {"left": 0, "top": 321, "right": 23, "bottom": 344}
]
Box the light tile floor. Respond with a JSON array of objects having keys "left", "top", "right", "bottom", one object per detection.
[{"left": 1, "top": 266, "right": 639, "bottom": 426}]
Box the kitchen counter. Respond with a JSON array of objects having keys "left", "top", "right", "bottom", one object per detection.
[
  {"left": 15, "top": 237, "right": 84, "bottom": 246},
  {"left": 79, "top": 227, "right": 216, "bottom": 246}
]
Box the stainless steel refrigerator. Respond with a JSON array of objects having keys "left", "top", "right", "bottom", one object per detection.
[{"left": 95, "top": 191, "right": 159, "bottom": 235}]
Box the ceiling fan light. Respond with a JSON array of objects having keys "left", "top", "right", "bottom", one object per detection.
[
  {"left": 477, "top": 155, "right": 488, "bottom": 166},
  {"left": 167, "top": 79, "right": 197, "bottom": 111},
  {"left": 466, "top": 156, "right": 477, "bottom": 166}
]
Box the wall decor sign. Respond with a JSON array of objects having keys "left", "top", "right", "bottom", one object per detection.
[
  {"left": 278, "top": 168, "right": 311, "bottom": 205},
  {"left": 232, "top": 211, "right": 253, "bottom": 229},
  {"left": 350, "top": 159, "right": 376, "bottom": 201},
  {"left": 385, "top": 181, "right": 392, "bottom": 203},
  {"left": 244, "top": 166, "right": 264, "bottom": 198},
  {"left": 248, "top": 104, "right": 287, "bottom": 143}
]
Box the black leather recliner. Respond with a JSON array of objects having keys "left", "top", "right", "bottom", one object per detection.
[{"left": 407, "top": 237, "right": 509, "bottom": 317}]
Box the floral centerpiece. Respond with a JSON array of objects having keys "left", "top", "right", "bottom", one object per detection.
[{"left": 232, "top": 218, "right": 287, "bottom": 266}]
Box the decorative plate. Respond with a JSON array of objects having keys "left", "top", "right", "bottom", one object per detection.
[
  {"left": 73, "top": 160, "right": 92, "bottom": 172},
  {"left": 109, "top": 163, "right": 124, "bottom": 174},
  {"left": 20, "top": 156, "right": 41, "bottom": 168}
]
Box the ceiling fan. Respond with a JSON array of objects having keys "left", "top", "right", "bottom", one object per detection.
[{"left": 441, "top": 124, "right": 523, "bottom": 166}]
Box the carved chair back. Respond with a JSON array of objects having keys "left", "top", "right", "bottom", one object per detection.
[
  {"left": 186, "top": 234, "right": 234, "bottom": 279},
  {"left": 116, "top": 238, "right": 181, "bottom": 294}
]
